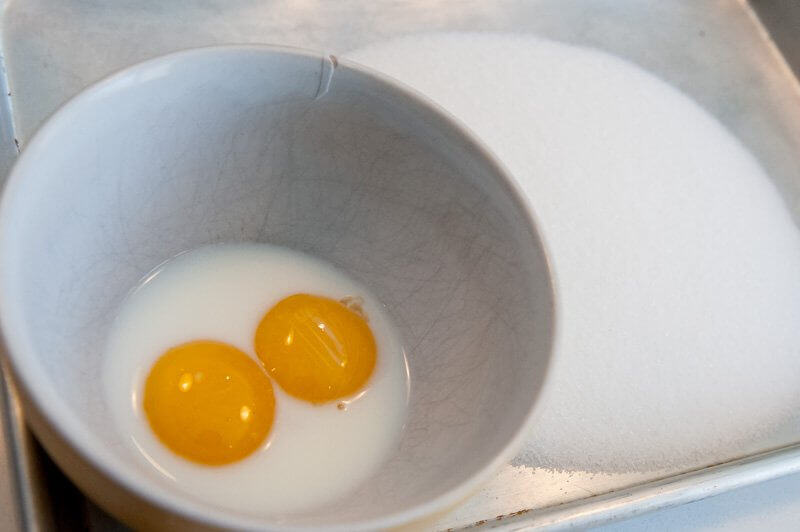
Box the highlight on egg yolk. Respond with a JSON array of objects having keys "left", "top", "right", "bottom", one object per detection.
[
  {"left": 143, "top": 341, "right": 275, "bottom": 466},
  {"left": 254, "top": 293, "right": 377, "bottom": 403}
]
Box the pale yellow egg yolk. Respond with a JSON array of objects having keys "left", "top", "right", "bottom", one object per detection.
[
  {"left": 255, "top": 293, "right": 377, "bottom": 404},
  {"left": 143, "top": 341, "right": 275, "bottom": 465}
]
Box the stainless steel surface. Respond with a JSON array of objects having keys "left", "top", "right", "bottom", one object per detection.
[
  {"left": 491, "top": 443, "right": 800, "bottom": 530},
  {"left": 751, "top": 0, "right": 800, "bottom": 79},
  {"left": 0, "top": 0, "right": 799, "bottom": 530},
  {"left": 0, "top": 19, "right": 23, "bottom": 530},
  {"left": 0, "top": 361, "right": 24, "bottom": 532},
  {"left": 1, "top": 362, "right": 64, "bottom": 532}
]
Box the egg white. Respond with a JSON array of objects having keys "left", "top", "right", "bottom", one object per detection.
[{"left": 103, "top": 243, "right": 409, "bottom": 515}]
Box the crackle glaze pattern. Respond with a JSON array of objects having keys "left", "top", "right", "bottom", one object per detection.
[{"left": 0, "top": 47, "right": 554, "bottom": 528}]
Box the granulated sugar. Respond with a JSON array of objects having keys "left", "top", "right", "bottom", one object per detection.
[{"left": 347, "top": 34, "right": 800, "bottom": 472}]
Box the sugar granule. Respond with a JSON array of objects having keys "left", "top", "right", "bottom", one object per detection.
[{"left": 347, "top": 34, "right": 800, "bottom": 472}]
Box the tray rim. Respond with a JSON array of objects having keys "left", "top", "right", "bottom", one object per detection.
[
  {"left": 1, "top": 1, "right": 799, "bottom": 530},
  {"left": 480, "top": 442, "right": 800, "bottom": 530}
]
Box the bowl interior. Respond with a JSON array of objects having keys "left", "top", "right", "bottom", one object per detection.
[{"left": 0, "top": 47, "right": 554, "bottom": 527}]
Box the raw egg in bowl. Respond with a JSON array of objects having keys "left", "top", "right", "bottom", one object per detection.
[{"left": 0, "top": 46, "right": 556, "bottom": 530}]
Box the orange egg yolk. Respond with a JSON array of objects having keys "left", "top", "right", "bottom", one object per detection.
[
  {"left": 143, "top": 341, "right": 275, "bottom": 465},
  {"left": 255, "top": 293, "right": 377, "bottom": 403}
]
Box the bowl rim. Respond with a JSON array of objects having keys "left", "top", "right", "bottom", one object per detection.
[{"left": 0, "top": 43, "right": 560, "bottom": 530}]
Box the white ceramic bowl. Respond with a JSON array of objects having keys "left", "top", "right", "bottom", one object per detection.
[{"left": 0, "top": 46, "right": 556, "bottom": 530}]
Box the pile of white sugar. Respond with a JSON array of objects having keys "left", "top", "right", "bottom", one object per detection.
[{"left": 347, "top": 34, "right": 800, "bottom": 472}]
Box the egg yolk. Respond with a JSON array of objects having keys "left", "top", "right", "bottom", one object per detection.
[
  {"left": 143, "top": 341, "right": 275, "bottom": 465},
  {"left": 255, "top": 293, "right": 377, "bottom": 403}
]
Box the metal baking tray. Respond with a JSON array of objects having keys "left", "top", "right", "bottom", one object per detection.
[{"left": 1, "top": 1, "right": 799, "bottom": 529}]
